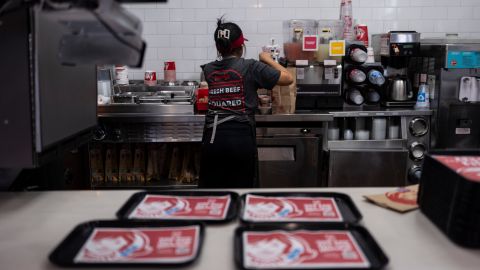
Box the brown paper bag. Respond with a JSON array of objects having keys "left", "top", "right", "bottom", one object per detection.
[
  {"left": 272, "top": 67, "right": 296, "bottom": 114},
  {"left": 364, "top": 185, "right": 419, "bottom": 213}
]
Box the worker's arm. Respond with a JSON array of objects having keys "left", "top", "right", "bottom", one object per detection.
[{"left": 259, "top": 52, "right": 294, "bottom": 86}]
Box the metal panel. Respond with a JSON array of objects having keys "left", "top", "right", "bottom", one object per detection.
[
  {"left": 257, "top": 137, "right": 320, "bottom": 188},
  {"left": 36, "top": 8, "right": 97, "bottom": 151},
  {"left": 0, "top": 7, "right": 34, "bottom": 167},
  {"left": 328, "top": 149, "right": 408, "bottom": 187}
]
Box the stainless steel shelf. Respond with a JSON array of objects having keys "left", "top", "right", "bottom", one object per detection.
[
  {"left": 328, "top": 139, "right": 407, "bottom": 149},
  {"left": 329, "top": 108, "right": 433, "bottom": 117}
]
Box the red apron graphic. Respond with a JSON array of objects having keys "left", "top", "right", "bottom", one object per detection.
[{"left": 207, "top": 69, "right": 246, "bottom": 112}]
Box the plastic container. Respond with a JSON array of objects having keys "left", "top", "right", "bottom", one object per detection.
[
  {"left": 283, "top": 20, "right": 318, "bottom": 63},
  {"left": 315, "top": 20, "right": 343, "bottom": 62},
  {"left": 196, "top": 87, "right": 209, "bottom": 112}
]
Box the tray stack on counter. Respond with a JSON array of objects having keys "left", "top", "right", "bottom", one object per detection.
[
  {"left": 236, "top": 192, "right": 388, "bottom": 270},
  {"left": 418, "top": 151, "right": 480, "bottom": 248},
  {"left": 49, "top": 191, "right": 389, "bottom": 269}
]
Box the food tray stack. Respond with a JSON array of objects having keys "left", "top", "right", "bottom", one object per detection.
[{"left": 418, "top": 151, "right": 480, "bottom": 248}]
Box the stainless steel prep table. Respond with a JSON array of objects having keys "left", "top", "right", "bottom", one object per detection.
[{"left": 0, "top": 188, "right": 479, "bottom": 270}]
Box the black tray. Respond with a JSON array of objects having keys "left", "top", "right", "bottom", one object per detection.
[
  {"left": 49, "top": 220, "right": 204, "bottom": 267},
  {"left": 117, "top": 191, "right": 240, "bottom": 223},
  {"left": 239, "top": 192, "right": 362, "bottom": 225},
  {"left": 234, "top": 224, "right": 389, "bottom": 270}
]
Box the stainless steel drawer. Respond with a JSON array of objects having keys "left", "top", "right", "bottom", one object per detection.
[{"left": 257, "top": 136, "right": 320, "bottom": 188}]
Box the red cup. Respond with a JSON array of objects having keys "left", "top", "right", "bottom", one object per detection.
[
  {"left": 354, "top": 24, "right": 369, "bottom": 47},
  {"left": 164, "top": 61, "right": 176, "bottom": 82},
  {"left": 144, "top": 70, "right": 157, "bottom": 86}
]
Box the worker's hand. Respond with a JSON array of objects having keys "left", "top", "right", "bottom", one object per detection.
[{"left": 259, "top": 52, "right": 273, "bottom": 64}]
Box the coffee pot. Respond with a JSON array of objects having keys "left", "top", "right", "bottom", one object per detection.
[{"left": 388, "top": 75, "right": 413, "bottom": 101}]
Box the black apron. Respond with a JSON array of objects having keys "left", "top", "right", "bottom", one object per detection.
[{"left": 198, "top": 113, "right": 258, "bottom": 188}]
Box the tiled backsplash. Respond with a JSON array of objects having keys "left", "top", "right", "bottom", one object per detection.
[{"left": 123, "top": 0, "right": 480, "bottom": 80}]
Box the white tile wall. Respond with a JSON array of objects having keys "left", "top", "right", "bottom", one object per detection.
[{"left": 124, "top": 0, "right": 480, "bottom": 80}]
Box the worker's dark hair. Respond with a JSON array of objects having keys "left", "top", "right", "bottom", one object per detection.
[{"left": 214, "top": 16, "right": 244, "bottom": 57}]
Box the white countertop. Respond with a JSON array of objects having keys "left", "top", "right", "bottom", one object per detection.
[{"left": 0, "top": 188, "right": 479, "bottom": 270}]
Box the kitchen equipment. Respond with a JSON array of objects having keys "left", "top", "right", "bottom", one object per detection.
[
  {"left": 388, "top": 75, "right": 413, "bottom": 101},
  {"left": 347, "top": 44, "right": 368, "bottom": 64},
  {"left": 283, "top": 20, "right": 318, "bottom": 63},
  {"left": 104, "top": 80, "right": 197, "bottom": 115},
  {"left": 295, "top": 63, "right": 344, "bottom": 110},
  {"left": 256, "top": 126, "right": 322, "bottom": 187},
  {"left": 372, "top": 31, "right": 421, "bottom": 68},
  {"left": 419, "top": 39, "right": 480, "bottom": 149},
  {"left": 326, "top": 112, "right": 431, "bottom": 186},
  {"left": 262, "top": 38, "right": 281, "bottom": 62},
  {"left": 372, "top": 31, "right": 420, "bottom": 107},
  {"left": 316, "top": 20, "right": 343, "bottom": 63},
  {"left": 0, "top": 7, "right": 97, "bottom": 168}
]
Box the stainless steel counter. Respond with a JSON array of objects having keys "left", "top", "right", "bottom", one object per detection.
[
  {"left": 1, "top": 188, "right": 479, "bottom": 270},
  {"left": 98, "top": 105, "right": 432, "bottom": 122},
  {"left": 329, "top": 108, "right": 433, "bottom": 117}
]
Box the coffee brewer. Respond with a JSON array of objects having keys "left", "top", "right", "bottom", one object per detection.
[{"left": 372, "top": 31, "right": 421, "bottom": 107}]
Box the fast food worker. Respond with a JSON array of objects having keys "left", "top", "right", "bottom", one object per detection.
[{"left": 199, "top": 18, "right": 293, "bottom": 188}]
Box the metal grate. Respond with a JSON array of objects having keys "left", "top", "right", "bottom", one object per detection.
[{"left": 122, "top": 122, "right": 204, "bottom": 142}]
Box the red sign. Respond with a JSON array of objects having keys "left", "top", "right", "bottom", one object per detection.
[
  {"left": 243, "top": 195, "right": 343, "bottom": 222},
  {"left": 129, "top": 195, "right": 231, "bottom": 220},
  {"left": 74, "top": 226, "right": 200, "bottom": 263},
  {"left": 433, "top": 155, "right": 480, "bottom": 183},
  {"left": 243, "top": 230, "right": 370, "bottom": 268},
  {"left": 302, "top": 35, "right": 318, "bottom": 51}
]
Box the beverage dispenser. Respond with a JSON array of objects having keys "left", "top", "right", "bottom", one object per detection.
[
  {"left": 419, "top": 39, "right": 480, "bottom": 149},
  {"left": 283, "top": 20, "right": 318, "bottom": 63}
]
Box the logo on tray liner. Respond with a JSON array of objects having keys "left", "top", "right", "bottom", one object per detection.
[
  {"left": 136, "top": 197, "right": 192, "bottom": 217},
  {"left": 246, "top": 233, "right": 317, "bottom": 265},
  {"left": 246, "top": 198, "right": 303, "bottom": 219},
  {"left": 82, "top": 230, "right": 153, "bottom": 261}
]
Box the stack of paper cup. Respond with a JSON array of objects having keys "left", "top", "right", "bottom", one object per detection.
[{"left": 372, "top": 117, "right": 387, "bottom": 140}]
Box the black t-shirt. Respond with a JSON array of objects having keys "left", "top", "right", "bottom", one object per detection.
[{"left": 202, "top": 58, "right": 280, "bottom": 117}]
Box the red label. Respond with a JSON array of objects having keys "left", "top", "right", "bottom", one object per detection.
[
  {"left": 243, "top": 230, "right": 370, "bottom": 268},
  {"left": 385, "top": 187, "right": 418, "bottom": 206},
  {"left": 129, "top": 195, "right": 231, "bottom": 220},
  {"left": 243, "top": 195, "right": 343, "bottom": 222},
  {"left": 74, "top": 226, "right": 200, "bottom": 263},
  {"left": 207, "top": 69, "right": 246, "bottom": 112},
  {"left": 433, "top": 155, "right": 480, "bottom": 183},
  {"left": 302, "top": 35, "right": 318, "bottom": 51},
  {"left": 144, "top": 71, "right": 156, "bottom": 81},
  {"left": 354, "top": 25, "right": 369, "bottom": 47}
]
